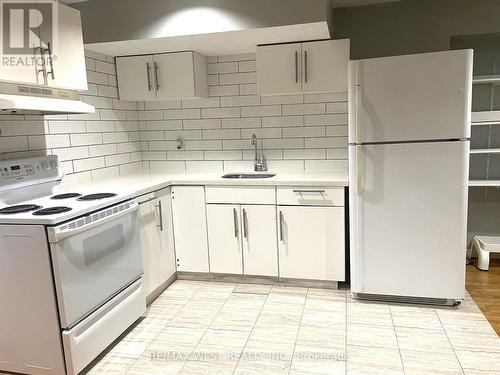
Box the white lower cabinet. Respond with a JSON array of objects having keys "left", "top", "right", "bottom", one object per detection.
[
  {"left": 277, "top": 206, "right": 345, "bottom": 281},
  {"left": 207, "top": 205, "right": 243, "bottom": 274},
  {"left": 138, "top": 188, "right": 176, "bottom": 298},
  {"left": 242, "top": 205, "right": 278, "bottom": 277},
  {"left": 206, "top": 204, "right": 278, "bottom": 277},
  {"left": 171, "top": 186, "right": 209, "bottom": 273}
]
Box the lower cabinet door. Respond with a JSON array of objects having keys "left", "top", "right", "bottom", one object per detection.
[
  {"left": 206, "top": 204, "right": 243, "bottom": 274},
  {"left": 138, "top": 200, "right": 161, "bottom": 296},
  {"left": 156, "top": 188, "right": 176, "bottom": 284},
  {"left": 242, "top": 205, "right": 278, "bottom": 277},
  {"left": 278, "top": 206, "right": 345, "bottom": 281}
]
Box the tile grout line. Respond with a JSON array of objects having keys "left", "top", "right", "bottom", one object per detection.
[
  {"left": 388, "top": 304, "right": 407, "bottom": 374},
  {"left": 286, "top": 287, "right": 309, "bottom": 375},
  {"left": 230, "top": 284, "right": 272, "bottom": 375},
  {"left": 175, "top": 282, "right": 239, "bottom": 374},
  {"left": 123, "top": 280, "right": 206, "bottom": 374},
  {"left": 434, "top": 306, "right": 466, "bottom": 375}
]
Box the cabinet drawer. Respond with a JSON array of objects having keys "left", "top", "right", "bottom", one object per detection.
[
  {"left": 205, "top": 186, "right": 275, "bottom": 204},
  {"left": 277, "top": 187, "right": 344, "bottom": 206}
]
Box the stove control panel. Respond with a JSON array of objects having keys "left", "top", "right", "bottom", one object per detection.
[{"left": 0, "top": 155, "right": 63, "bottom": 191}]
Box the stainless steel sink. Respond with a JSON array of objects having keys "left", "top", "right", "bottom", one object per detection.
[{"left": 222, "top": 173, "right": 276, "bottom": 179}]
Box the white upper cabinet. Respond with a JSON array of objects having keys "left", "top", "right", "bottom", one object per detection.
[
  {"left": 257, "top": 43, "right": 302, "bottom": 96},
  {"left": 115, "top": 55, "right": 156, "bottom": 101},
  {"left": 257, "top": 39, "right": 350, "bottom": 95},
  {"left": 116, "top": 51, "right": 208, "bottom": 101},
  {"left": 0, "top": 2, "right": 87, "bottom": 90},
  {"left": 302, "top": 39, "right": 350, "bottom": 94}
]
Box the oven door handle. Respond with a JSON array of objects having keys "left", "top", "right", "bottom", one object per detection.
[{"left": 48, "top": 201, "right": 139, "bottom": 243}]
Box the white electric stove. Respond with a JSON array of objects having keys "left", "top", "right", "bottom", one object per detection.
[{"left": 0, "top": 156, "right": 145, "bottom": 375}]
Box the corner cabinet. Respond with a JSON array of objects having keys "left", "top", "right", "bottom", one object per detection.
[
  {"left": 116, "top": 51, "right": 208, "bottom": 101},
  {"left": 171, "top": 186, "right": 210, "bottom": 273},
  {"left": 257, "top": 39, "right": 350, "bottom": 95},
  {"left": 137, "top": 189, "right": 176, "bottom": 298}
]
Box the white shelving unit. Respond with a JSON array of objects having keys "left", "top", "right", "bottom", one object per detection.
[{"left": 469, "top": 75, "right": 500, "bottom": 187}]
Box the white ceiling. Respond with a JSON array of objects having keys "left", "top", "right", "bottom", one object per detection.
[{"left": 85, "top": 22, "right": 331, "bottom": 57}]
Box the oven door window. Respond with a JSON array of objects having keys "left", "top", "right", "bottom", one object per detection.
[{"left": 50, "top": 210, "right": 143, "bottom": 328}]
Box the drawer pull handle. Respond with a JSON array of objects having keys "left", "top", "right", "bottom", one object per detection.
[
  {"left": 279, "top": 210, "right": 284, "bottom": 242},
  {"left": 292, "top": 189, "right": 326, "bottom": 194},
  {"left": 242, "top": 208, "right": 248, "bottom": 239},
  {"left": 233, "top": 208, "right": 239, "bottom": 238}
]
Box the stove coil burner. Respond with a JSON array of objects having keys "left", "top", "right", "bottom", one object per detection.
[
  {"left": 51, "top": 193, "right": 82, "bottom": 200},
  {"left": 32, "top": 207, "right": 72, "bottom": 216},
  {"left": 77, "top": 193, "right": 117, "bottom": 201},
  {"left": 0, "top": 204, "right": 43, "bottom": 215}
]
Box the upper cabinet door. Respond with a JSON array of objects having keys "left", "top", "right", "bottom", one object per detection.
[
  {"left": 302, "top": 39, "right": 350, "bottom": 94},
  {"left": 241, "top": 205, "right": 278, "bottom": 277},
  {"left": 38, "top": 2, "right": 88, "bottom": 90},
  {"left": 116, "top": 55, "right": 156, "bottom": 101},
  {"left": 154, "top": 51, "right": 207, "bottom": 100},
  {"left": 257, "top": 43, "right": 302, "bottom": 95}
]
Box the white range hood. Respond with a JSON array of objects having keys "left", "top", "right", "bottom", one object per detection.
[{"left": 0, "top": 83, "right": 95, "bottom": 115}]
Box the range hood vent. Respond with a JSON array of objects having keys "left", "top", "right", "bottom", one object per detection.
[{"left": 0, "top": 83, "right": 95, "bottom": 115}]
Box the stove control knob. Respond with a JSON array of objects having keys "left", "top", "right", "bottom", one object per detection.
[
  {"left": 42, "top": 161, "right": 50, "bottom": 170},
  {"left": 50, "top": 161, "right": 58, "bottom": 169}
]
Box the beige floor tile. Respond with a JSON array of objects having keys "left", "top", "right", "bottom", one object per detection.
[
  {"left": 87, "top": 354, "right": 135, "bottom": 375},
  {"left": 347, "top": 323, "right": 399, "bottom": 349},
  {"left": 455, "top": 350, "right": 500, "bottom": 372},
  {"left": 179, "top": 359, "right": 236, "bottom": 375},
  {"left": 347, "top": 346, "right": 404, "bottom": 375},
  {"left": 400, "top": 350, "right": 463, "bottom": 375},
  {"left": 126, "top": 353, "right": 185, "bottom": 375},
  {"left": 348, "top": 300, "right": 393, "bottom": 326},
  {"left": 395, "top": 326, "right": 453, "bottom": 354},
  {"left": 194, "top": 328, "right": 250, "bottom": 354},
  {"left": 446, "top": 328, "right": 500, "bottom": 353},
  {"left": 296, "top": 322, "right": 346, "bottom": 350},
  {"left": 301, "top": 309, "right": 346, "bottom": 326},
  {"left": 233, "top": 359, "right": 290, "bottom": 375},
  {"left": 107, "top": 340, "right": 150, "bottom": 360},
  {"left": 390, "top": 306, "right": 443, "bottom": 330},
  {"left": 290, "top": 343, "right": 346, "bottom": 375},
  {"left": 234, "top": 283, "right": 272, "bottom": 295}
]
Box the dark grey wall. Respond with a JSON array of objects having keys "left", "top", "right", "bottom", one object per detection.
[{"left": 333, "top": 0, "right": 500, "bottom": 59}]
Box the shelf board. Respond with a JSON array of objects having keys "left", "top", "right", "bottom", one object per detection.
[
  {"left": 473, "top": 75, "right": 500, "bottom": 84},
  {"left": 469, "top": 180, "right": 500, "bottom": 187},
  {"left": 472, "top": 111, "right": 500, "bottom": 124},
  {"left": 470, "top": 148, "right": 500, "bottom": 154}
]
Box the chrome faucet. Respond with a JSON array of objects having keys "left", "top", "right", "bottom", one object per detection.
[{"left": 251, "top": 134, "right": 267, "bottom": 171}]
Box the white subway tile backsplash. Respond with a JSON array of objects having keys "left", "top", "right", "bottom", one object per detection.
[
  {"left": 207, "top": 62, "right": 238, "bottom": 74},
  {"left": 204, "top": 150, "right": 242, "bottom": 160},
  {"left": 86, "top": 120, "right": 115, "bottom": 133},
  {"left": 167, "top": 150, "right": 203, "bottom": 160},
  {"left": 0, "top": 121, "right": 47, "bottom": 136},
  {"left": 261, "top": 94, "right": 303, "bottom": 105},
  {"left": 51, "top": 146, "right": 89, "bottom": 161},
  {"left": 186, "top": 160, "right": 223, "bottom": 172},
  {"left": 70, "top": 133, "right": 103, "bottom": 146},
  {"left": 89, "top": 144, "right": 118, "bottom": 157},
  {"left": 262, "top": 116, "right": 303, "bottom": 128},
  {"left": 149, "top": 161, "right": 186, "bottom": 172},
  {"left": 218, "top": 53, "right": 256, "bottom": 62},
  {"left": 304, "top": 92, "right": 348, "bottom": 103},
  {"left": 221, "top": 95, "right": 260, "bottom": 107},
  {"left": 239, "top": 83, "right": 258, "bottom": 95},
  {"left": 117, "top": 142, "right": 141, "bottom": 154},
  {"left": 73, "top": 157, "right": 105, "bottom": 172},
  {"left": 241, "top": 105, "right": 280, "bottom": 117},
  {"left": 282, "top": 103, "right": 325, "bottom": 116},
  {"left": 146, "top": 120, "right": 183, "bottom": 131},
  {"left": 305, "top": 113, "right": 348, "bottom": 126},
  {"left": 202, "top": 129, "right": 241, "bottom": 140},
  {"left": 305, "top": 137, "right": 348, "bottom": 148},
  {"left": 219, "top": 72, "right": 257, "bottom": 85},
  {"left": 148, "top": 141, "right": 177, "bottom": 151},
  {"left": 164, "top": 108, "right": 201, "bottom": 120},
  {"left": 184, "top": 140, "right": 222, "bottom": 151},
  {"left": 139, "top": 110, "right": 164, "bottom": 121},
  {"left": 139, "top": 131, "right": 164, "bottom": 141},
  {"left": 263, "top": 138, "right": 304, "bottom": 149},
  {"left": 165, "top": 130, "right": 202, "bottom": 140},
  {"left": 145, "top": 100, "right": 181, "bottom": 110},
  {"left": 105, "top": 153, "right": 131, "bottom": 167},
  {"left": 221, "top": 117, "right": 261, "bottom": 129},
  {"left": 29, "top": 134, "right": 70, "bottom": 149},
  {"left": 141, "top": 151, "right": 167, "bottom": 160},
  {"left": 284, "top": 149, "right": 326, "bottom": 160},
  {"left": 283, "top": 126, "right": 325, "bottom": 138},
  {"left": 326, "top": 102, "right": 348, "bottom": 113},
  {"left": 183, "top": 119, "right": 221, "bottom": 130},
  {"left": 208, "top": 85, "right": 239, "bottom": 97},
  {"left": 241, "top": 128, "right": 281, "bottom": 139},
  {"left": 201, "top": 107, "right": 240, "bottom": 119},
  {"left": 95, "top": 60, "right": 115, "bottom": 75},
  {"left": 102, "top": 132, "right": 129, "bottom": 143},
  {"left": 181, "top": 97, "right": 220, "bottom": 108},
  {"left": 326, "top": 126, "right": 348, "bottom": 137},
  {"left": 238, "top": 60, "right": 257, "bottom": 73},
  {"left": 97, "top": 85, "right": 119, "bottom": 98},
  {"left": 223, "top": 139, "right": 254, "bottom": 150}
]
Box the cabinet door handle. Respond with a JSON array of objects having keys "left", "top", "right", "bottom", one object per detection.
[
  {"left": 304, "top": 50, "right": 308, "bottom": 83},
  {"left": 233, "top": 208, "right": 239, "bottom": 238},
  {"left": 154, "top": 61, "right": 160, "bottom": 90},
  {"left": 279, "top": 210, "right": 284, "bottom": 242},
  {"left": 46, "top": 42, "right": 55, "bottom": 80},
  {"left": 292, "top": 189, "right": 325, "bottom": 194},
  {"left": 156, "top": 200, "right": 163, "bottom": 231},
  {"left": 294, "top": 50, "right": 299, "bottom": 83},
  {"left": 242, "top": 208, "right": 248, "bottom": 239},
  {"left": 146, "top": 62, "right": 152, "bottom": 91}
]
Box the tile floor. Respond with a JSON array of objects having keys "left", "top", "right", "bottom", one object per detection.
[{"left": 87, "top": 281, "right": 500, "bottom": 375}]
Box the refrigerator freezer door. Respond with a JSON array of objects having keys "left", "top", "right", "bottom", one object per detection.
[
  {"left": 349, "top": 49, "right": 473, "bottom": 144},
  {"left": 349, "top": 141, "right": 469, "bottom": 299}
]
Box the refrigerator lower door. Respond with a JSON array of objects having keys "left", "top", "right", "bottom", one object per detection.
[{"left": 349, "top": 141, "right": 469, "bottom": 301}]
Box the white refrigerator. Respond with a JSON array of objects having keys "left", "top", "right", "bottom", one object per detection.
[{"left": 349, "top": 49, "right": 473, "bottom": 305}]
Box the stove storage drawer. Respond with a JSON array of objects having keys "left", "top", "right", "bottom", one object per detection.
[{"left": 62, "top": 278, "right": 145, "bottom": 375}]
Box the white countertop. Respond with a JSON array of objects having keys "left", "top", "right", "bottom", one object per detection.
[
  {"left": 0, "top": 170, "right": 348, "bottom": 225},
  {"left": 63, "top": 170, "right": 349, "bottom": 199}
]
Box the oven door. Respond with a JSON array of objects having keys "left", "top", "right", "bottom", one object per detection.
[{"left": 48, "top": 200, "right": 143, "bottom": 328}]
